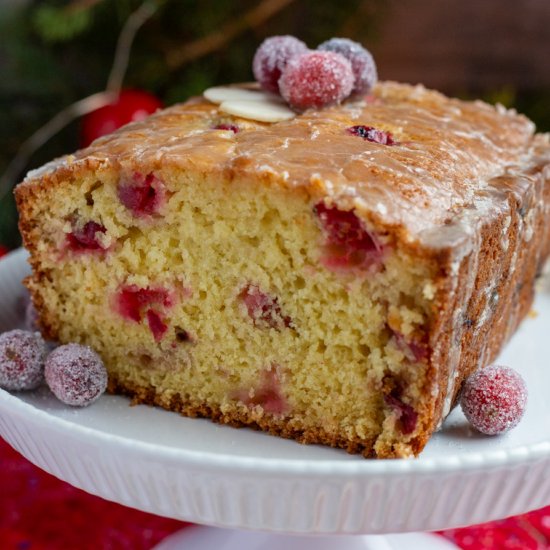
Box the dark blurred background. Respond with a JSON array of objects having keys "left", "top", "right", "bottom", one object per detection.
[{"left": 0, "top": 0, "right": 549, "bottom": 250}]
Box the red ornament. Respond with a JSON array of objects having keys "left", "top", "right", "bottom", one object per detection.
[
  {"left": 80, "top": 89, "right": 162, "bottom": 147},
  {"left": 0, "top": 245, "right": 8, "bottom": 258}
]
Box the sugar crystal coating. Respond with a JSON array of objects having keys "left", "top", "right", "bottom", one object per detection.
[
  {"left": 252, "top": 35, "right": 309, "bottom": 93},
  {"left": 45, "top": 343, "right": 108, "bottom": 407},
  {"left": 318, "top": 37, "right": 377, "bottom": 95},
  {"left": 278, "top": 51, "right": 355, "bottom": 110},
  {"left": 460, "top": 365, "right": 527, "bottom": 435},
  {"left": 0, "top": 330, "right": 47, "bottom": 391}
]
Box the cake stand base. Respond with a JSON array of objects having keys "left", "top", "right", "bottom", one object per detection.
[{"left": 154, "top": 526, "right": 458, "bottom": 549}]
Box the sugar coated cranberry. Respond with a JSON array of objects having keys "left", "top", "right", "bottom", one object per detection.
[
  {"left": 318, "top": 37, "right": 377, "bottom": 95},
  {"left": 460, "top": 365, "right": 527, "bottom": 435},
  {"left": 0, "top": 330, "right": 47, "bottom": 391},
  {"left": 213, "top": 123, "right": 239, "bottom": 133},
  {"left": 252, "top": 35, "right": 309, "bottom": 93},
  {"left": 67, "top": 220, "right": 106, "bottom": 252},
  {"left": 347, "top": 125, "right": 395, "bottom": 145},
  {"left": 313, "top": 202, "right": 383, "bottom": 270},
  {"left": 117, "top": 172, "right": 165, "bottom": 217},
  {"left": 279, "top": 51, "right": 355, "bottom": 110},
  {"left": 45, "top": 344, "right": 108, "bottom": 407}
]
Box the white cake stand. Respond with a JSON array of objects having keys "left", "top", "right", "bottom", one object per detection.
[{"left": 1, "top": 249, "right": 549, "bottom": 550}]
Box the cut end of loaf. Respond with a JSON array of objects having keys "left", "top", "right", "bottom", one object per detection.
[{"left": 17, "top": 164, "right": 439, "bottom": 458}]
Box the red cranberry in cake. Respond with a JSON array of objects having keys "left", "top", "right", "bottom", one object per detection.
[
  {"left": 115, "top": 285, "right": 173, "bottom": 341},
  {"left": 384, "top": 390, "right": 418, "bottom": 435},
  {"left": 67, "top": 220, "right": 107, "bottom": 252},
  {"left": 146, "top": 310, "right": 169, "bottom": 342},
  {"left": 391, "top": 330, "right": 429, "bottom": 363},
  {"left": 117, "top": 172, "right": 165, "bottom": 217},
  {"left": 347, "top": 125, "right": 395, "bottom": 145},
  {"left": 317, "top": 37, "right": 377, "bottom": 95},
  {"left": 234, "top": 367, "right": 288, "bottom": 415},
  {"left": 115, "top": 285, "right": 171, "bottom": 322},
  {"left": 313, "top": 202, "right": 383, "bottom": 271},
  {"left": 239, "top": 284, "right": 292, "bottom": 330},
  {"left": 252, "top": 35, "right": 309, "bottom": 93},
  {"left": 213, "top": 123, "right": 239, "bottom": 133},
  {"left": 279, "top": 51, "right": 355, "bottom": 110},
  {"left": 460, "top": 365, "right": 527, "bottom": 435}
]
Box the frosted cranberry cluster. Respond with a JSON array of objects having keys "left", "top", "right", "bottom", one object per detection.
[
  {"left": 253, "top": 36, "right": 377, "bottom": 110},
  {"left": 0, "top": 327, "right": 107, "bottom": 407}
]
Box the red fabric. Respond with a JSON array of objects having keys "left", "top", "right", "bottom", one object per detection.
[{"left": 0, "top": 438, "right": 549, "bottom": 549}]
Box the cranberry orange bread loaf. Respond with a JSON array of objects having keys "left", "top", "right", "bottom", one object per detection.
[{"left": 16, "top": 81, "right": 550, "bottom": 458}]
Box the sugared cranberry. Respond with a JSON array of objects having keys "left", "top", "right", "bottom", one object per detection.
[
  {"left": 318, "top": 38, "right": 377, "bottom": 95},
  {"left": 67, "top": 221, "right": 106, "bottom": 252},
  {"left": 45, "top": 343, "right": 107, "bottom": 407},
  {"left": 146, "top": 310, "right": 168, "bottom": 342},
  {"left": 239, "top": 284, "right": 292, "bottom": 330},
  {"left": 279, "top": 51, "right": 355, "bottom": 110},
  {"left": 0, "top": 330, "right": 47, "bottom": 391},
  {"left": 252, "top": 35, "right": 309, "bottom": 93},
  {"left": 385, "top": 391, "right": 418, "bottom": 435},
  {"left": 460, "top": 365, "right": 527, "bottom": 435},
  {"left": 313, "top": 202, "right": 382, "bottom": 270},
  {"left": 213, "top": 123, "right": 239, "bottom": 133},
  {"left": 347, "top": 125, "right": 395, "bottom": 145},
  {"left": 117, "top": 172, "right": 165, "bottom": 217}
]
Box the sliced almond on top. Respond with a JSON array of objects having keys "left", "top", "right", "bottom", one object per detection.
[
  {"left": 204, "top": 86, "right": 282, "bottom": 105},
  {"left": 219, "top": 100, "right": 296, "bottom": 123}
]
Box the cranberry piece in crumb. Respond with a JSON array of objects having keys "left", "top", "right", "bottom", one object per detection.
[
  {"left": 384, "top": 391, "right": 418, "bottom": 435},
  {"left": 239, "top": 284, "right": 292, "bottom": 330},
  {"left": 313, "top": 202, "right": 382, "bottom": 270},
  {"left": 252, "top": 35, "right": 309, "bottom": 93},
  {"left": 213, "top": 123, "right": 239, "bottom": 133},
  {"left": 67, "top": 221, "right": 106, "bottom": 252},
  {"left": 279, "top": 51, "right": 355, "bottom": 110},
  {"left": 115, "top": 285, "right": 171, "bottom": 323},
  {"left": 460, "top": 365, "right": 527, "bottom": 435},
  {"left": 45, "top": 344, "right": 107, "bottom": 407},
  {"left": 318, "top": 37, "right": 377, "bottom": 95},
  {"left": 146, "top": 310, "right": 168, "bottom": 342},
  {"left": 347, "top": 125, "right": 395, "bottom": 145},
  {"left": 0, "top": 330, "right": 47, "bottom": 391},
  {"left": 117, "top": 172, "right": 165, "bottom": 217},
  {"left": 235, "top": 368, "right": 288, "bottom": 415},
  {"left": 392, "top": 330, "right": 428, "bottom": 363}
]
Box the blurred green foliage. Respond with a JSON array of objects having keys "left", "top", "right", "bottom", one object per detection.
[{"left": 0, "top": 0, "right": 548, "bottom": 249}]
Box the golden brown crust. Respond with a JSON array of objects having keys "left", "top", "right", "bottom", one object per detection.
[{"left": 107, "top": 376, "right": 429, "bottom": 459}]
